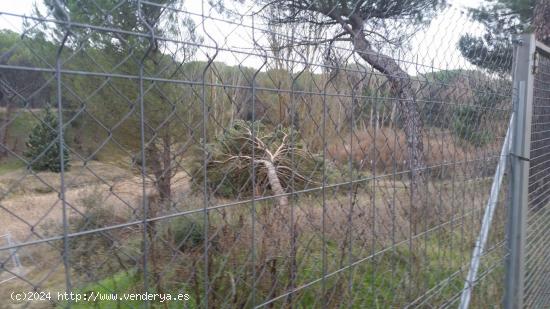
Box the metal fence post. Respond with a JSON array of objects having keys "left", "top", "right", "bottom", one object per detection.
[{"left": 505, "top": 33, "right": 535, "bottom": 309}]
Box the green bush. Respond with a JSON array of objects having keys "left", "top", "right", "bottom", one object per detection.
[
  {"left": 72, "top": 190, "right": 132, "bottom": 278},
  {"left": 167, "top": 216, "right": 205, "bottom": 252},
  {"left": 452, "top": 106, "right": 492, "bottom": 146},
  {"left": 24, "top": 106, "right": 70, "bottom": 172},
  {"left": 452, "top": 84, "right": 501, "bottom": 146},
  {"left": 40, "top": 188, "right": 131, "bottom": 280}
]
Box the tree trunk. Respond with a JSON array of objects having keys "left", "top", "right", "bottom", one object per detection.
[
  {"left": 534, "top": 0, "right": 550, "bottom": 45},
  {"left": 376, "top": 108, "right": 380, "bottom": 129},
  {"left": 160, "top": 133, "right": 172, "bottom": 203},
  {"left": 369, "top": 105, "right": 374, "bottom": 128},
  {"left": 256, "top": 159, "right": 288, "bottom": 207},
  {"left": 390, "top": 101, "right": 397, "bottom": 129},
  {"left": 350, "top": 24, "right": 427, "bottom": 232},
  {"left": 0, "top": 101, "right": 14, "bottom": 158},
  {"left": 147, "top": 137, "right": 172, "bottom": 206}
]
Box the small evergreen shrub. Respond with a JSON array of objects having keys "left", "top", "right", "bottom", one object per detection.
[
  {"left": 24, "top": 106, "right": 70, "bottom": 172},
  {"left": 168, "top": 216, "right": 205, "bottom": 252}
]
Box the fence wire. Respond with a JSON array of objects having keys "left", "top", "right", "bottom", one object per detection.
[
  {"left": 525, "top": 45, "right": 550, "bottom": 308},
  {"left": 0, "top": 0, "right": 514, "bottom": 308}
]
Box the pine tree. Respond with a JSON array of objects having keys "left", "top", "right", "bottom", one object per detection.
[
  {"left": 24, "top": 106, "right": 70, "bottom": 172},
  {"left": 458, "top": 0, "right": 550, "bottom": 74}
]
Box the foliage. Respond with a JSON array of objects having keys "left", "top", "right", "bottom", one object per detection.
[
  {"left": 36, "top": 0, "right": 202, "bottom": 202},
  {"left": 452, "top": 106, "right": 492, "bottom": 146},
  {"left": 452, "top": 85, "right": 499, "bottom": 146},
  {"left": 54, "top": 205, "right": 500, "bottom": 308},
  {"left": 458, "top": 0, "right": 533, "bottom": 74},
  {"left": 167, "top": 216, "right": 205, "bottom": 252},
  {"left": 24, "top": 106, "right": 70, "bottom": 172},
  {"left": 193, "top": 120, "right": 324, "bottom": 198},
  {"left": 419, "top": 69, "right": 507, "bottom": 139},
  {"left": 39, "top": 0, "right": 199, "bottom": 52},
  {"left": 0, "top": 29, "right": 55, "bottom": 108},
  {"left": 67, "top": 190, "right": 123, "bottom": 278},
  {"left": 39, "top": 188, "right": 132, "bottom": 281},
  {"left": 216, "top": 0, "right": 445, "bottom": 30}
]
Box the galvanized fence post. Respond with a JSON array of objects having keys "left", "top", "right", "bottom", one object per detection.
[{"left": 505, "top": 33, "right": 535, "bottom": 309}]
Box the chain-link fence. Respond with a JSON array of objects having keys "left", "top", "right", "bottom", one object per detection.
[
  {"left": 0, "top": 0, "right": 519, "bottom": 308},
  {"left": 0, "top": 233, "right": 21, "bottom": 286},
  {"left": 505, "top": 34, "right": 550, "bottom": 309},
  {"left": 524, "top": 39, "right": 550, "bottom": 308}
]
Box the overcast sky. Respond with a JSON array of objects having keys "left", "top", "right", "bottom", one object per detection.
[{"left": 0, "top": 0, "right": 486, "bottom": 74}]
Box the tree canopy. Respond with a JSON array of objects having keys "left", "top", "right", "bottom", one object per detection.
[
  {"left": 212, "top": 0, "right": 447, "bottom": 232},
  {"left": 35, "top": 0, "right": 201, "bottom": 203},
  {"left": 457, "top": 0, "right": 550, "bottom": 74}
]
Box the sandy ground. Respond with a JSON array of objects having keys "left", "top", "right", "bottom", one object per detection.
[{"left": 0, "top": 161, "right": 191, "bottom": 244}]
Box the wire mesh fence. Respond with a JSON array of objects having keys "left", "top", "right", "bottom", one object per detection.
[
  {"left": 524, "top": 43, "right": 550, "bottom": 308},
  {"left": 0, "top": 233, "right": 21, "bottom": 285},
  {"left": 0, "top": 0, "right": 517, "bottom": 308}
]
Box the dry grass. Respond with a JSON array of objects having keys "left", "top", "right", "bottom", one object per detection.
[
  {"left": 0, "top": 161, "right": 132, "bottom": 196},
  {"left": 0, "top": 161, "right": 192, "bottom": 242},
  {"left": 0, "top": 169, "right": 495, "bottom": 308},
  {"left": 0, "top": 145, "right": 498, "bottom": 308},
  {"left": 207, "top": 175, "right": 487, "bottom": 262},
  {"left": 327, "top": 127, "right": 499, "bottom": 178}
]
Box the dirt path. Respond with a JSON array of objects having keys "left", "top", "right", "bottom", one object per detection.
[{"left": 0, "top": 162, "right": 191, "bottom": 243}]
